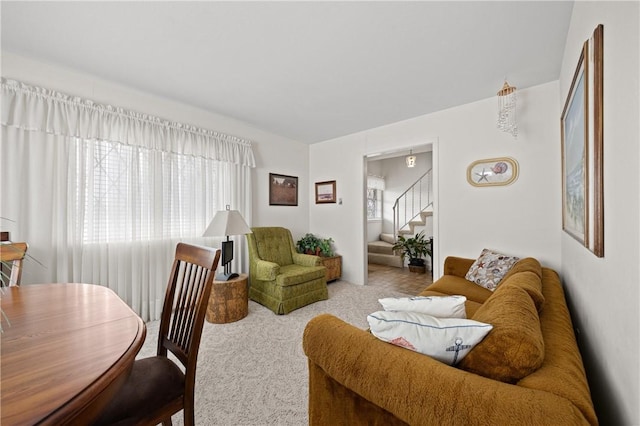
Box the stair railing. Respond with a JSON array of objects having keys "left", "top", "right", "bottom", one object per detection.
[{"left": 392, "top": 169, "right": 433, "bottom": 240}]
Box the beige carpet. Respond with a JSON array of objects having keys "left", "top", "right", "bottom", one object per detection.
[{"left": 138, "top": 280, "right": 409, "bottom": 425}]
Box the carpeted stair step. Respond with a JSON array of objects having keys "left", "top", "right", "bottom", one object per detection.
[
  {"left": 367, "top": 240, "right": 396, "bottom": 255},
  {"left": 368, "top": 252, "right": 403, "bottom": 268}
]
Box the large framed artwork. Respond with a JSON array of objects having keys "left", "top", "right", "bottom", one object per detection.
[
  {"left": 269, "top": 173, "right": 298, "bottom": 206},
  {"left": 561, "top": 24, "right": 604, "bottom": 257}
]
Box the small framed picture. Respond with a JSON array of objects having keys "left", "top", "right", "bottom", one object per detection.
[
  {"left": 269, "top": 173, "right": 298, "bottom": 206},
  {"left": 315, "top": 180, "right": 336, "bottom": 204}
]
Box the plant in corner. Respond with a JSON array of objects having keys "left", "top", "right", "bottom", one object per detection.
[
  {"left": 392, "top": 231, "right": 432, "bottom": 273},
  {"left": 317, "top": 237, "right": 335, "bottom": 257},
  {"left": 296, "top": 233, "right": 334, "bottom": 257}
]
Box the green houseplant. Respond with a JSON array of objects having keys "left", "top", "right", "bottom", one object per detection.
[
  {"left": 392, "top": 231, "right": 432, "bottom": 273},
  {"left": 296, "top": 233, "right": 334, "bottom": 257}
]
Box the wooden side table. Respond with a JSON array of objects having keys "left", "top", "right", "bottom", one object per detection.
[
  {"left": 321, "top": 255, "right": 342, "bottom": 282},
  {"left": 206, "top": 273, "right": 249, "bottom": 324}
]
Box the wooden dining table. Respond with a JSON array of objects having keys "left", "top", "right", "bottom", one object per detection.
[{"left": 1, "top": 283, "right": 146, "bottom": 425}]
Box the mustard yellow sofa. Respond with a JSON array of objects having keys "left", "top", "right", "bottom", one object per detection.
[{"left": 303, "top": 256, "right": 598, "bottom": 425}]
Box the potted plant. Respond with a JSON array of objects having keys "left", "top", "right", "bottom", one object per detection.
[
  {"left": 296, "top": 233, "right": 321, "bottom": 255},
  {"left": 318, "top": 237, "right": 335, "bottom": 257},
  {"left": 392, "top": 231, "right": 432, "bottom": 273},
  {"left": 296, "top": 233, "right": 335, "bottom": 257}
]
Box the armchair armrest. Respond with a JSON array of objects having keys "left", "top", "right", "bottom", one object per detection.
[
  {"left": 303, "top": 314, "right": 579, "bottom": 426},
  {"left": 293, "top": 252, "right": 322, "bottom": 267},
  {"left": 253, "top": 259, "right": 280, "bottom": 281},
  {"left": 443, "top": 256, "right": 475, "bottom": 278}
]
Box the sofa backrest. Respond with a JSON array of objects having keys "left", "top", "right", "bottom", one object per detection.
[
  {"left": 500, "top": 257, "right": 542, "bottom": 282},
  {"left": 516, "top": 268, "right": 598, "bottom": 425},
  {"left": 250, "top": 227, "right": 294, "bottom": 266}
]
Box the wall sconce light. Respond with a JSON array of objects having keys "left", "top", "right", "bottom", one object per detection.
[
  {"left": 497, "top": 80, "right": 518, "bottom": 138},
  {"left": 405, "top": 150, "right": 416, "bottom": 168}
]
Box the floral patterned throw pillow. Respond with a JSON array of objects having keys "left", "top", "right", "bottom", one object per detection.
[{"left": 465, "top": 248, "right": 520, "bottom": 291}]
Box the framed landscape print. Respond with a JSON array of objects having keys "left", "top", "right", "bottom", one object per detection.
[
  {"left": 269, "top": 173, "right": 298, "bottom": 206},
  {"left": 561, "top": 24, "right": 604, "bottom": 257},
  {"left": 561, "top": 42, "right": 587, "bottom": 245},
  {"left": 315, "top": 180, "right": 336, "bottom": 204}
]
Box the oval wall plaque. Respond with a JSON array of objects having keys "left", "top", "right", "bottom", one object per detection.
[{"left": 466, "top": 157, "right": 519, "bottom": 187}]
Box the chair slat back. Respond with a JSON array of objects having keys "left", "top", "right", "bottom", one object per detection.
[
  {"left": 158, "top": 243, "right": 220, "bottom": 370},
  {"left": 0, "top": 242, "right": 28, "bottom": 286}
]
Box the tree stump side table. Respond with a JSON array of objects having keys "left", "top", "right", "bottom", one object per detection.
[{"left": 206, "top": 273, "right": 249, "bottom": 324}]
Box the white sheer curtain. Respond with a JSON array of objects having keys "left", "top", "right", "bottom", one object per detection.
[{"left": 0, "top": 78, "right": 255, "bottom": 321}]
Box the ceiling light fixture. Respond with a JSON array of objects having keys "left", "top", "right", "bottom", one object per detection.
[
  {"left": 405, "top": 150, "right": 416, "bottom": 168},
  {"left": 497, "top": 80, "right": 518, "bottom": 138}
]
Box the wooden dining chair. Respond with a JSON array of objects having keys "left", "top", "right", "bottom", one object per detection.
[
  {"left": 0, "top": 242, "right": 28, "bottom": 286},
  {"left": 93, "top": 243, "right": 220, "bottom": 426}
]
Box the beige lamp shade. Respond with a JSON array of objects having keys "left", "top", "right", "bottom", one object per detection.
[
  {"left": 203, "top": 205, "right": 251, "bottom": 281},
  {"left": 203, "top": 206, "right": 251, "bottom": 237}
]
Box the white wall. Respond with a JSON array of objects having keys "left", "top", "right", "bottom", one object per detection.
[
  {"left": 1, "top": 52, "right": 311, "bottom": 239},
  {"left": 559, "top": 3, "right": 639, "bottom": 424},
  {"left": 311, "top": 81, "right": 561, "bottom": 285},
  {"left": 309, "top": 135, "right": 367, "bottom": 282}
]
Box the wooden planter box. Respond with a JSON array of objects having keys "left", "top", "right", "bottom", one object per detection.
[
  {"left": 321, "top": 255, "right": 342, "bottom": 282},
  {"left": 408, "top": 265, "right": 426, "bottom": 274}
]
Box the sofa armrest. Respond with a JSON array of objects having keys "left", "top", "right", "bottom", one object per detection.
[
  {"left": 253, "top": 259, "right": 280, "bottom": 281},
  {"left": 303, "top": 314, "right": 589, "bottom": 426},
  {"left": 293, "top": 252, "right": 322, "bottom": 267},
  {"left": 443, "top": 256, "right": 475, "bottom": 278}
]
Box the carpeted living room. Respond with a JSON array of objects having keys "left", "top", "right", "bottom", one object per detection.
[{"left": 1, "top": 1, "right": 638, "bottom": 426}]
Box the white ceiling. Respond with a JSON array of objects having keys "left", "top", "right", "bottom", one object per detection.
[{"left": 1, "top": 1, "right": 573, "bottom": 144}]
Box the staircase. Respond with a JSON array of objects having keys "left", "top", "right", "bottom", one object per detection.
[
  {"left": 367, "top": 234, "right": 403, "bottom": 268},
  {"left": 397, "top": 207, "right": 433, "bottom": 236},
  {"left": 367, "top": 169, "right": 433, "bottom": 269},
  {"left": 393, "top": 169, "right": 433, "bottom": 239}
]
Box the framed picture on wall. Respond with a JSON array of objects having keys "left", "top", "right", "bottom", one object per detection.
[
  {"left": 561, "top": 24, "right": 604, "bottom": 257},
  {"left": 466, "top": 157, "right": 519, "bottom": 187},
  {"left": 269, "top": 173, "right": 298, "bottom": 206},
  {"left": 315, "top": 180, "right": 336, "bottom": 204},
  {"left": 561, "top": 41, "right": 587, "bottom": 246}
]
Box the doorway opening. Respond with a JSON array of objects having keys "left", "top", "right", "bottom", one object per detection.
[{"left": 364, "top": 143, "right": 438, "bottom": 293}]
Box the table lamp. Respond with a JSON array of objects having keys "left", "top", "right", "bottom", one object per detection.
[{"left": 203, "top": 205, "right": 252, "bottom": 281}]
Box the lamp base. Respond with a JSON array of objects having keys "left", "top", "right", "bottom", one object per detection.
[{"left": 216, "top": 272, "right": 239, "bottom": 281}]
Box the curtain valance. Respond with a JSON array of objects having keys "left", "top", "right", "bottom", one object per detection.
[
  {"left": 1, "top": 78, "right": 255, "bottom": 167},
  {"left": 367, "top": 175, "right": 386, "bottom": 191}
]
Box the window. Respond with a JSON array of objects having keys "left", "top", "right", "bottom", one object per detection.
[
  {"left": 367, "top": 188, "right": 382, "bottom": 220},
  {"left": 76, "top": 138, "right": 217, "bottom": 243},
  {"left": 367, "top": 175, "right": 385, "bottom": 220}
]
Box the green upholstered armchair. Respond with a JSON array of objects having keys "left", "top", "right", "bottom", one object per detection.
[{"left": 247, "top": 227, "right": 328, "bottom": 314}]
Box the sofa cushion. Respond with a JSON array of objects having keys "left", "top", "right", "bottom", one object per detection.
[
  {"left": 458, "top": 284, "right": 544, "bottom": 383},
  {"left": 499, "top": 257, "right": 542, "bottom": 282},
  {"left": 497, "top": 270, "right": 545, "bottom": 312},
  {"left": 465, "top": 248, "right": 520, "bottom": 291},
  {"left": 378, "top": 295, "right": 467, "bottom": 318},
  {"left": 276, "top": 264, "right": 326, "bottom": 286},
  {"left": 416, "top": 289, "right": 483, "bottom": 319},
  {"left": 421, "top": 275, "right": 493, "bottom": 304},
  {"left": 367, "top": 310, "right": 492, "bottom": 366}
]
